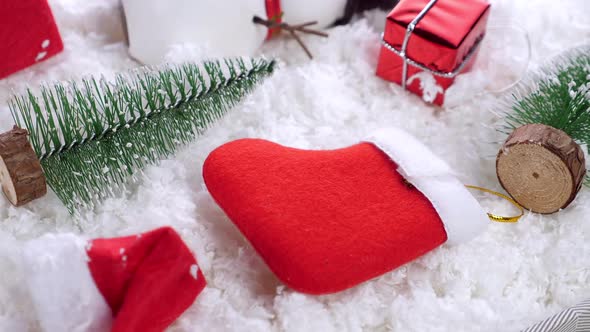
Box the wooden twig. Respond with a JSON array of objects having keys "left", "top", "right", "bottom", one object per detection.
[
  {"left": 291, "top": 21, "right": 320, "bottom": 29},
  {"left": 289, "top": 30, "right": 313, "bottom": 59},
  {"left": 291, "top": 26, "right": 329, "bottom": 38},
  {"left": 252, "top": 16, "right": 329, "bottom": 59}
]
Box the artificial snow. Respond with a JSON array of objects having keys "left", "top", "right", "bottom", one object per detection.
[
  {"left": 34, "top": 52, "right": 47, "bottom": 62},
  {"left": 0, "top": 0, "right": 589, "bottom": 331},
  {"left": 190, "top": 264, "right": 200, "bottom": 280},
  {"left": 406, "top": 72, "right": 444, "bottom": 103}
]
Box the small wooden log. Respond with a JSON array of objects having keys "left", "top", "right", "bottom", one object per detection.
[
  {"left": 0, "top": 126, "right": 47, "bottom": 206},
  {"left": 496, "top": 124, "right": 586, "bottom": 214}
]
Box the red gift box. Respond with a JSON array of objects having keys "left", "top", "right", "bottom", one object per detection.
[
  {"left": 0, "top": 0, "right": 64, "bottom": 79},
  {"left": 376, "top": 0, "right": 490, "bottom": 105}
]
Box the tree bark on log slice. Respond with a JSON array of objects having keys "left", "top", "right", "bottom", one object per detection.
[
  {"left": 0, "top": 126, "right": 47, "bottom": 206},
  {"left": 496, "top": 124, "right": 586, "bottom": 214}
]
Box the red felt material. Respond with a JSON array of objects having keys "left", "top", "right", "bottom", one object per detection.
[
  {"left": 0, "top": 0, "right": 63, "bottom": 79},
  {"left": 376, "top": 0, "right": 490, "bottom": 105},
  {"left": 88, "top": 227, "right": 206, "bottom": 332},
  {"left": 203, "top": 139, "right": 448, "bottom": 295}
]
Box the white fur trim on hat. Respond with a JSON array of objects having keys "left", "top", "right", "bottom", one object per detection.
[
  {"left": 366, "top": 128, "right": 489, "bottom": 245},
  {"left": 22, "top": 234, "right": 112, "bottom": 332}
]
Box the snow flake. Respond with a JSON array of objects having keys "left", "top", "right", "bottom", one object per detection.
[
  {"left": 189, "top": 264, "right": 199, "bottom": 279},
  {"left": 35, "top": 51, "right": 48, "bottom": 61},
  {"left": 407, "top": 72, "right": 444, "bottom": 103}
]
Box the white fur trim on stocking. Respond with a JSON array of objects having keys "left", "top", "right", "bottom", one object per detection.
[
  {"left": 22, "top": 234, "right": 112, "bottom": 332},
  {"left": 366, "top": 128, "right": 489, "bottom": 245}
]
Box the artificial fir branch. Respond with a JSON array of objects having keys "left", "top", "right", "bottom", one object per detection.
[
  {"left": 500, "top": 46, "right": 590, "bottom": 185},
  {"left": 8, "top": 58, "right": 276, "bottom": 211}
]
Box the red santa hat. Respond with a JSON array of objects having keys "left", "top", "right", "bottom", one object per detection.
[
  {"left": 0, "top": 0, "right": 63, "bottom": 79},
  {"left": 22, "top": 226, "right": 206, "bottom": 332},
  {"left": 203, "top": 128, "right": 489, "bottom": 294}
]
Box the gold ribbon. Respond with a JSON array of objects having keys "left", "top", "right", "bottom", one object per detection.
[{"left": 465, "top": 185, "right": 524, "bottom": 223}]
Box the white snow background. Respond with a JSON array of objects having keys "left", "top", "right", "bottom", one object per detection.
[{"left": 0, "top": 0, "right": 589, "bottom": 331}]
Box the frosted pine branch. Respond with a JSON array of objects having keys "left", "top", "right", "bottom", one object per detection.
[{"left": 8, "top": 58, "right": 276, "bottom": 211}]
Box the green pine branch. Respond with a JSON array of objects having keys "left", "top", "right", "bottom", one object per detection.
[
  {"left": 8, "top": 58, "right": 276, "bottom": 212},
  {"left": 500, "top": 45, "right": 590, "bottom": 185}
]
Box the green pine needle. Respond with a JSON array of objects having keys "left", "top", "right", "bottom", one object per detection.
[
  {"left": 8, "top": 58, "right": 275, "bottom": 212},
  {"left": 500, "top": 45, "right": 590, "bottom": 185}
]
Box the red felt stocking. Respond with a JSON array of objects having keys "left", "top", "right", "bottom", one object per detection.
[{"left": 203, "top": 128, "right": 489, "bottom": 294}]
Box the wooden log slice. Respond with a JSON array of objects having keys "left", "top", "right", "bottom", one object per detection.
[
  {"left": 496, "top": 124, "right": 586, "bottom": 214},
  {"left": 0, "top": 127, "right": 47, "bottom": 206}
]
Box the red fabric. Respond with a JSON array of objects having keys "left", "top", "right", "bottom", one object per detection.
[
  {"left": 203, "top": 139, "right": 448, "bottom": 295},
  {"left": 88, "top": 227, "right": 206, "bottom": 332},
  {"left": 376, "top": 0, "right": 490, "bottom": 105},
  {"left": 265, "top": 0, "right": 283, "bottom": 39},
  {"left": 0, "top": 0, "right": 63, "bottom": 79}
]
